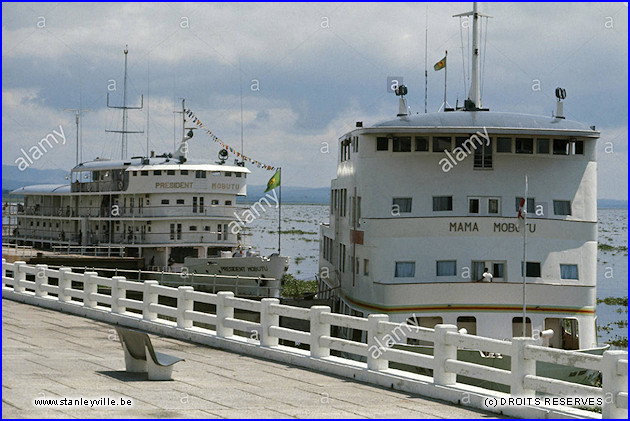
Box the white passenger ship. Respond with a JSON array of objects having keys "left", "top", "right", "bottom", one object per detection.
[
  {"left": 318, "top": 3, "right": 601, "bottom": 353},
  {"left": 5, "top": 49, "right": 289, "bottom": 294}
]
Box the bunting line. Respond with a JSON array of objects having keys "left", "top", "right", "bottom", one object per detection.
[{"left": 186, "top": 109, "right": 276, "bottom": 171}]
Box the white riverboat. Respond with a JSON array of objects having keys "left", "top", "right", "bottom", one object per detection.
[
  {"left": 4, "top": 49, "right": 289, "bottom": 296},
  {"left": 318, "top": 3, "right": 604, "bottom": 361}
]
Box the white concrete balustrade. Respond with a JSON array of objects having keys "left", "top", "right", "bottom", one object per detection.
[{"left": 2, "top": 259, "right": 627, "bottom": 419}]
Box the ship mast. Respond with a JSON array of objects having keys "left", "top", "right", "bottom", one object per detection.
[
  {"left": 453, "top": 2, "right": 490, "bottom": 111},
  {"left": 469, "top": 2, "right": 481, "bottom": 109},
  {"left": 106, "top": 46, "right": 144, "bottom": 160}
]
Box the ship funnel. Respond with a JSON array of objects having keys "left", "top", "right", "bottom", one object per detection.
[
  {"left": 395, "top": 85, "right": 409, "bottom": 117},
  {"left": 554, "top": 87, "right": 566, "bottom": 119}
]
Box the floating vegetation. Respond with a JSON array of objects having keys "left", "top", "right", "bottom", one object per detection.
[
  {"left": 608, "top": 336, "right": 628, "bottom": 348},
  {"left": 598, "top": 243, "right": 628, "bottom": 253},
  {"left": 597, "top": 297, "right": 628, "bottom": 306},
  {"left": 268, "top": 229, "right": 317, "bottom": 235}
]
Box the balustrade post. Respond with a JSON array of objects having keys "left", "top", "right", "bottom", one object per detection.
[
  {"left": 83, "top": 271, "right": 98, "bottom": 308},
  {"left": 260, "top": 298, "right": 280, "bottom": 347},
  {"left": 35, "top": 264, "right": 48, "bottom": 297},
  {"left": 13, "top": 261, "right": 26, "bottom": 293},
  {"left": 434, "top": 324, "right": 458, "bottom": 385},
  {"left": 216, "top": 291, "right": 234, "bottom": 338},
  {"left": 177, "top": 286, "right": 195, "bottom": 329},
  {"left": 310, "top": 306, "right": 331, "bottom": 358},
  {"left": 111, "top": 276, "right": 126, "bottom": 314},
  {"left": 367, "top": 314, "right": 390, "bottom": 371},
  {"left": 57, "top": 267, "right": 72, "bottom": 303},
  {"left": 2, "top": 258, "right": 6, "bottom": 288},
  {"left": 142, "top": 280, "right": 159, "bottom": 321},
  {"left": 602, "top": 350, "right": 628, "bottom": 419},
  {"left": 510, "top": 337, "right": 537, "bottom": 397}
]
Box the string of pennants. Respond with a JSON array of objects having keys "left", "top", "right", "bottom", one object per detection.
[{"left": 185, "top": 109, "right": 276, "bottom": 171}]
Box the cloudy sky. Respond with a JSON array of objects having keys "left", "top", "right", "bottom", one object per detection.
[{"left": 2, "top": 2, "right": 627, "bottom": 198}]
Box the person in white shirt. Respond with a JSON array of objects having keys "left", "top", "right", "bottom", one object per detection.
[{"left": 481, "top": 267, "right": 493, "bottom": 282}]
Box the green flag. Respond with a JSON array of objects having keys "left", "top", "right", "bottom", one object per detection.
[
  {"left": 265, "top": 169, "right": 281, "bottom": 192},
  {"left": 434, "top": 56, "right": 446, "bottom": 71}
]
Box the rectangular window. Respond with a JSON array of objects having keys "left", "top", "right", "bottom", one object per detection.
[
  {"left": 167, "top": 170, "right": 175, "bottom": 175},
  {"left": 236, "top": 172, "right": 242, "bottom": 177},
  {"left": 469, "top": 198, "right": 480, "bottom": 214},
  {"left": 189, "top": 226, "right": 197, "bottom": 231},
  {"left": 392, "top": 136, "right": 412, "bottom": 152},
  {"left": 204, "top": 226, "right": 210, "bottom": 231},
  {"left": 455, "top": 136, "right": 468, "bottom": 150},
  {"left": 176, "top": 199, "right": 185, "bottom": 205},
  {"left": 472, "top": 261, "right": 485, "bottom": 280},
  {"left": 436, "top": 260, "right": 457, "bottom": 276},
  {"left": 225, "top": 200, "right": 232, "bottom": 206},
  {"left": 515, "top": 138, "right": 533, "bottom": 154},
  {"left": 170, "top": 223, "right": 175, "bottom": 240},
  {"left": 496, "top": 137, "right": 512, "bottom": 153},
  {"left": 199, "top": 197, "right": 205, "bottom": 213},
  {"left": 553, "top": 139, "right": 570, "bottom": 155},
  {"left": 433, "top": 136, "right": 452, "bottom": 152},
  {"left": 515, "top": 197, "right": 535, "bottom": 213},
  {"left": 433, "top": 196, "right": 453, "bottom": 211},
  {"left": 364, "top": 259, "right": 369, "bottom": 276},
  {"left": 193, "top": 197, "right": 198, "bottom": 213},
  {"left": 132, "top": 171, "right": 137, "bottom": 176},
  {"left": 521, "top": 261, "right": 541, "bottom": 277},
  {"left": 161, "top": 199, "right": 169, "bottom": 205},
  {"left": 225, "top": 172, "right": 232, "bottom": 177},
  {"left": 392, "top": 197, "right": 412, "bottom": 213},
  {"left": 181, "top": 170, "right": 189, "bottom": 175},
  {"left": 474, "top": 140, "right": 492, "bottom": 169},
  {"left": 493, "top": 262, "right": 505, "bottom": 279},
  {"left": 574, "top": 140, "right": 584, "bottom": 155},
  {"left": 415, "top": 136, "right": 429, "bottom": 151},
  {"left": 154, "top": 170, "right": 162, "bottom": 176},
  {"left": 177, "top": 224, "right": 182, "bottom": 240},
  {"left": 553, "top": 200, "right": 572, "bottom": 215},
  {"left": 376, "top": 137, "right": 389, "bottom": 151},
  {"left": 560, "top": 264, "right": 579, "bottom": 280},
  {"left": 211, "top": 199, "right": 219, "bottom": 205},
  {"left": 395, "top": 262, "right": 415, "bottom": 278},
  {"left": 195, "top": 170, "right": 206, "bottom": 178},
  {"left": 497, "top": 137, "right": 512, "bottom": 153},
  {"left": 217, "top": 224, "right": 223, "bottom": 241},
  {"left": 537, "top": 138, "right": 550, "bottom": 154},
  {"left": 488, "top": 198, "right": 500, "bottom": 214},
  {"left": 140, "top": 170, "right": 149, "bottom": 176}
]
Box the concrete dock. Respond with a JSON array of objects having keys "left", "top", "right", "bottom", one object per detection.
[{"left": 2, "top": 298, "right": 502, "bottom": 418}]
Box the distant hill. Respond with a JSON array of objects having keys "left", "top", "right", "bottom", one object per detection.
[
  {"left": 240, "top": 185, "right": 329, "bottom": 204},
  {"left": 2, "top": 165, "right": 68, "bottom": 192},
  {"left": 597, "top": 199, "right": 628, "bottom": 209}
]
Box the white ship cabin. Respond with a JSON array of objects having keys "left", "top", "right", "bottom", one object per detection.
[
  {"left": 9, "top": 156, "right": 249, "bottom": 268},
  {"left": 319, "top": 106, "right": 599, "bottom": 349}
]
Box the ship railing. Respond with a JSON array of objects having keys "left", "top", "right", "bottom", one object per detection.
[
  {"left": 28, "top": 264, "right": 280, "bottom": 299},
  {"left": 2, "top": 259, "right": 627, "bottom": 419},
  {"left": 12, "top": 204, "right": 247, "bottom": 219}
]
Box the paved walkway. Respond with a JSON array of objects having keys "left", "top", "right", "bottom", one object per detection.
[{"left": 2, "top": 299, "right": 502, "bottom": 418}]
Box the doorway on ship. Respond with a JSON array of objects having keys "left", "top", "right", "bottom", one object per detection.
[
  {"left": 512, "top": 317, "right": 532, "bottom": 338},
  {"left": 545, "top": 318, "right": 579, "bottom": 350}
]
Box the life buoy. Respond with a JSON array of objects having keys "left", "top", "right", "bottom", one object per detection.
[{"left": 118, "top": 181, "right": 123, "bottom": 190}]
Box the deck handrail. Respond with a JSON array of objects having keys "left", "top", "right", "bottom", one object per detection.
[{"left": 2, "top": 259, "right": 627, "bottom": 419}]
